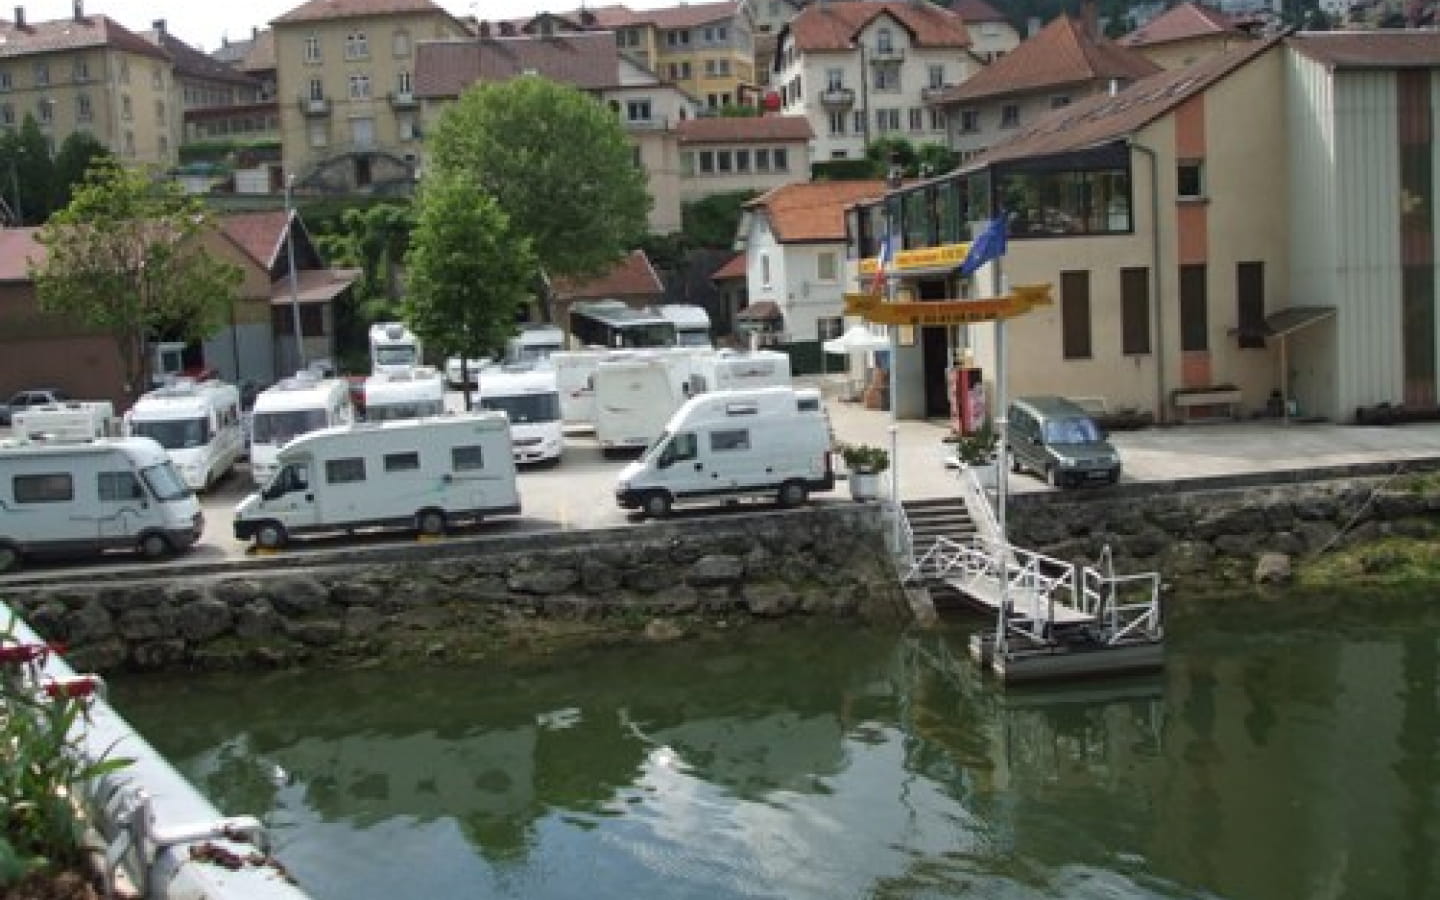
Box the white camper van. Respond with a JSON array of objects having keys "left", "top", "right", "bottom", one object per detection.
[
  {"left": 248, "top": 373, "right": 354, "bottom": 486},
  {"left": 658, "top": 305, "right": 713, "bottom": 348},
  {"left": 688, "top": 349, "right": 792, "bottom": 394},
  {"left": 506, "top": 324, "right": 565, "bottom": 366},
  {"left": 0, "top": 436, "right": 204, "bottom": 571},
  {"left": 123, "top": 380, "right": 243, "bottom": 491},
  {"left": 615, "top": 387, "right": 834, "bottom": 518},
  {"left": 551, "top": 350, "right": 608, "bottom": 428},
  {"left": 477, "top": 368, "right": 564, "bottom": 464},
  {"left": 593, "top": 354, "right": 681, "bottom": 456},
  {"left": 363, "top": 366, "right": 445, "bottom": 422},
  {"left": 233, "top": 413, "right": 520, "bottom": 549},
  {"left": 12, "top": 402, "right": 116, "bottom": 441},
  {"left": 369, "top": 322, "right": 423, "bottom": 374}
]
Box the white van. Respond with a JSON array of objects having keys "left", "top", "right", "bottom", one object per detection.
[
  {"left": 0, "top": 436, "right": 204, "bottom": 572},
  {"left": 123, "top": 380, "right": 243, "bottom": 491},
  {"left": 12, "top": 401, "right": 116, "bottom": 441},
  {"left": 233, "top": 413, "right": 520, "bottom": 549},
  {"left": 593, "top": 354, "right": 681, "bottom": 456},
  {"left": 616, "top": 387, "right": 835, "bottom": 518},
  {"left": 506, "top": 324, "right": 565, "bottom": 366},
  {"left": 369, "top": 322, "right": 423, "bottom": 374},
  {"left": 658, "top": 305, "right": 713, "bottom": 348},
  {"left": 363, "top": 366, "right": 445, "bottom": 422},
  {"left": 248, "top": 373, "right": 354, "bottom": 486},
  {"left": 688, "top": 349, "right": 792, "bottom": 395},
  {"left": 477, "top": 368, "right": 564, "bottom": 464}
]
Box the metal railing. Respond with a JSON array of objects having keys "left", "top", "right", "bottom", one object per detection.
[
  {"left": 819, "top": 87, "right": 855, "bottom": 106},
  {"left": 1080, "top": 545, "right": 1163, "bottom": 645}
]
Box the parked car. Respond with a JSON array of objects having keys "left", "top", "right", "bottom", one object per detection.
[
  {"left": 1007, "top": 395, "right": 1122, "bottom": 488},
  {"left": 0, "top": 388, "right": 71, "bottom": 427}
]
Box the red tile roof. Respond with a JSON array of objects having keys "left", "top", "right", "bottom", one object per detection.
[
  {"left": 273, "top": 0, "right": 450, "bottom": 26},
  {"left": 785, "top": 1, "right": 971, "bottom": 52},
  {"left": 1119, "top": 2, "right": 1244, "bottom": 48},
  {"left": 0, "top": 14, "right": 170, "bottom": 62},
  {"left": 552, "top": 250, "right": 664, "bottom": 301},
  {"left": 220, "top": 210, "right": 291, "bottom": 269},
  {"left": 1286, "top": 32, "right": 1440, "bottom": 70},
  {"left": 415, "top": 32, "right": 620, "bottom": 98},
  {"left": 748, "top": 180, "right": 891, "bottom": 243},
  {"left": 932, "top": 15, "right": 1160, "bottom": 104},
  {"left": 678, "top": 115, "right": 813, "bottom": 144},
  {"left": 499, "top": 2, "right": 740, "bottom": 34},
  {"left": 0, "top": 228, "right": 45, "bottom": 281},
  {"left": 946, "top": 0, "right": 1010, "bottom": 24},
  {"left": 710, "top": 252, "right": 747, "bottom": 280},
  {"left": 639, "top": 1, "right": 742, "bottom": 30}
]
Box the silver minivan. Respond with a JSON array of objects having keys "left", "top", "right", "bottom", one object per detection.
[{"left": 1007, "top": 396, "right": 1122, "bottom": 488}]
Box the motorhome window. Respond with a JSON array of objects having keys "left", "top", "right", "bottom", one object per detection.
[
  {"left": 325, "top": 457, "right": 366, "bottom": 484},
  {"left": 13, "top": 473, "right": 72, "bottom": 503},
  {"left": 452, "top": 445, "right": 485, "bottom": 471},
  {"left": 251, "top": 409, "right": 329, "bottom": 444},
  {"left": 797, "top": 396, "right": 820, "bottom": 412},
  {"left": 98, "top": 471, "right": 143, "bottom": 502},
  {"left": 710, "top": 429, "right": 750, "bottom": 452},
  {"left": 478, "top": 392, "right": 561, "bottom": 424},
  {"left": 723, "top": 403, "right": 758, "bottom": 416},
  {"left": 374, "top": 345, "right": 418, "bottom": 366},
  {"left": 676, "top": 330, "right": 710, "bottom": 348},
  {"left": 1043, "top": 417, "right": 1100, "bottom": 444},
  {"left": 368, "top": 400, "right": 444, "bottom": 422},
  {"left": 384, "top": 451, "right": 420, "bottom": 472},
  {"left": 140, "top": 463, "right": 189, "bottom": 501},
  {"left": 129, "top": 417, "right": 210, "bottom": 450}
]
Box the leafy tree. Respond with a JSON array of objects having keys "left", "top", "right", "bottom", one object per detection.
[
  {"left": 681, "top": 189, "right": 757, "bottom": 249},
  {"left": 865, "top": 137, "right": 918, "bottom": 178},
  {"left": 312, "top": 201, "right": 414, "bottom": 320},
  {"left": 428, "top": 76, "right": 650, "bottom": 293},
  {"left": 0, "top": 116, "right": 56, "bottom": 225},
  {"left": 404, "top": 171, "right": 536, "bottom": 410},
  {"left": 916, "top": 142, "right": 958, "bottom": 178},
  {"left": 51, "top": 131, "right": 113, "bottom": 212},
  {"left": 32, "top": 161, "right": 243, "bottom": 398}
]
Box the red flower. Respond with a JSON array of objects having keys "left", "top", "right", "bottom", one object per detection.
[
  {"left": 0, "top": 643, "right": 49, "bottom": 666},
  {"left": 44, "top": 676, "right": 101, "bottom": 700}
]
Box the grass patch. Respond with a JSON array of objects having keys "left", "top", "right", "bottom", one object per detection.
[{"left": 1299, "top": 536, "right": 1440, "bottom": 587}]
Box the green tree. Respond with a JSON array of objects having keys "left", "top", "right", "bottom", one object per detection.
[
  {"left": 0, "top": 116, "right": 56, "bottom": 225},
  {"left": 51, "top": 131, "right": 113, "bottom": 212},
  {"left": 32, "top": 161, "right": 243, "bottom": 398},
  {"left": 681, "top": 189, "right": 757, "bottom": 249},
  {"left": 428, "top": 77, "right": 650, "bottom": 292},
  {"left": 865, "top": 137, "right": 918, "bottom": 177},
  {"left": 404, "top": 171, "right": 536, "bottom": 410},
  {"left": 313, "top": 201, "right": 414, "bottom": 319},
  {"left": 916, "top": 142, "right": 958, "bottom": 178}
]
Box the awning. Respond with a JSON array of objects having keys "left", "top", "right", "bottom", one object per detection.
[
  {"left": 1266, "top": 306, "right": 1335, "bottom": 337},
  {"left": 736, "top": 300, "right": 782, "bottom": 321},
  {"left": 269, "top": 268, "right": 361, "bottom": 305}
]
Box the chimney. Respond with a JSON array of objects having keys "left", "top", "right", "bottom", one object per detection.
[
  {"left": 72, "top": 0, "right": 82, "bottom": 20},
  {"left": 153, "top": 18, "right": 166, "bottom": 35},
  {"left": 252, "top": 26, "right": 258, "bottom": 39},
  {"left": 1080, "top": 0, "right": 1098, "bottom": 39},
  {"left": 14, "top": 6, "right": 24, "bottom": 29}
]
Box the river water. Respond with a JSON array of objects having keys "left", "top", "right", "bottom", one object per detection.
[{"left": 111, "top": 590, "right": 1440, "bottom": 900}]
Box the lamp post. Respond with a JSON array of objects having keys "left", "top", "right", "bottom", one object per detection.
[{"left": 284, "top": 174, "right": 306, "bottom": 372}]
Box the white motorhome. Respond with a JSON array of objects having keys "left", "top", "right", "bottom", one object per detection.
[
  {"left": 615, "top": 387, "right": 835, "bottom": 518},
  {"left": 233, "top": 413, "right": 520, "bottom": 549},
  {"left": 248, "top": 373, "right": 354, "bottom": 486},
  {"left": 12, "top": 401, "right": 116, "bottom": 441},
  {"left": 506, "top": 324, "right": 565, "bottom": 366},
  {"left": 658, "top": 305, "right": 713, "bottom": 348},
  {"left": 551, "top": 350, "right": 609, "bottom": 428},
  {"left": 369, "top": 322, "right": 423, "bottom": 374},
  {"left": 593, "top": 354, "right": 681, "bottom": 456},
  {"left": 444, "top": 356, "right": 497, "bottom": 388},
  {"left": 688, "top": 349, "right": 792, "bottom": 395},
  {"left": 0, "top": 436, "right": 204, "bottom": 571},
  {"left": 363, "top": 366, "right": 445, "bottom": 422},
  {"left": 477, "top": 368, "right": 564, "bottom": 464},
  {"left": 123, "top": 380, "right": 243, "bottom": 491}
]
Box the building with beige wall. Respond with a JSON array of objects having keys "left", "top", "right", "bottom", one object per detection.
[
  {"left": 0, "top": 4, "right": 178, "bottom": 166},
  {"left": 1118, "top": 2, "right": 1258, "bottom": 70},
  {"left": 677, "top": 115, "right": 812, "bottom": 202},
  {"left": 272, "top": 0, "right": 470, "bottom": 194}
]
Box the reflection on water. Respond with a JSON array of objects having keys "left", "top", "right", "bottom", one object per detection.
[{"left": 111, "top": 600, "right": 1440, "bottom": 900}]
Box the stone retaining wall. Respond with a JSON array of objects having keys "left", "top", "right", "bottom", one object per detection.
[{"left": 0, "top": 507, "right": 908, "bottom": 674}]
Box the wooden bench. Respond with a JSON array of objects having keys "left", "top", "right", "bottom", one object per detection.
[{"left": 1171, "top": 388, "right": 1242, "bottom": 422}]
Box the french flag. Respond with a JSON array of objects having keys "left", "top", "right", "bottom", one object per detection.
[{"left": 870, "top": 231, "right": 893, "bottom": 296}]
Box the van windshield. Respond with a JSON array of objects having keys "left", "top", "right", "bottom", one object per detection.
[
  {"left": 141, "top": 462, "right": 190, "bottom": 501},
  {"left": 131, "top": 417, "right": 210, "bottom": 450},
  {"left": 251, "top": 409, "right": 329, "bottom": 444},
  {"left": 1044, "top": 417, "right": 1102, "bottom": 444},
  {"left": 479, "top": 393, "right": 560, "bottom": 424}
]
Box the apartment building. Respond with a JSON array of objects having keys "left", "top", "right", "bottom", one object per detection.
[
  {"left": 213, "top": 28, "right": 277, "bottom": 100},
  {"left": 772, "top": 1, "right": 984, "bottom": 161},
  {"left": 143, "top": 19, "right": 272, "bottom": 150},
  {"left": 1118, "top": 1, "right": 1258, "bottom": 70},
  {"left": 272, "top": 0, "right": 470, "bottom": 194},
  {"left": 0, "top": 3, "right": 177, "bottom": 165},
  {"left": 677, "top": 115, "right": 813, "bottom": 201}
]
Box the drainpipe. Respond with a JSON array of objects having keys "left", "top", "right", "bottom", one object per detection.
[{"left": 1128, "top": 136, "right": 1165, "bottom": 423}]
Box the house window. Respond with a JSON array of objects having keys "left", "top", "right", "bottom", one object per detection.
[
  {"left": 668, "top": 63, "right": 680, "bottom": 79},
  {"left": 345, "top": 32, "right": 369, "bottom": 60},
  {"left": 34, "top": 62, "right": 48, "bottom": 86},
  {"left": 159, "top": 135, "right": 168, "bottom": 155},
  {"left": 398, "top": 116, "right": 417, "bottom": 141},
  {"left": 876, "top": 27, "right": 893, "bottom": 53},
  {"left": 75, "top": 94, "right": 91, "bottom": 122},
  {"left": 350, "top": 116, "right": 375, "bottom": 147},
  {"left": 156, "top": 99, "right": 166, "bottom": 121},
  {"left": 908, "top": 108, "right": 923, "bottom": 131},
  {"left": 852, "top": 110, "right": 865, "bottom": 133},
  {"left": 123, "top": 130, "right": 135, "bottom": 156},
  {"left": 1000, "top": 104, "right": 1019, "bottom": 128},
  {"left": 152, "top": 66, "right": 163, "bottom": 90},
  {"left": 928, "top": 64, "right": 944, "bottom": 88},
  {"left": 828, "top": 111, "right": 845, "bottom": 135},
  {"left": 1178, "top": 160, "right": 1204, "bottom": 198},
  {"left": 1237, "top": 261, "right": 1266, "bottom": 349},
  {"left": 698, "top": 150, "right": 714, "bottom": 173},
  {"left": 0, "top": 72, "right": 10, "bottom": 92},
  {"left": 397, "top": 70, "right": 412, "bottom": 95},
  {"left": 876, "top": 109, "right": 899, "bottom": 132},
  {"left": 1179, "top": 264, "right": 1208, "bottom": 352},
  {"left": 304, "top": 35, "right": 321, "bottom": 62},
  {"left": 121, "top": 95, "right": 132, "bottom": 120},
  {"left": 826, "top": 67, "right": 843, "bottom": 89},
  {"left": 959, "top": 109, "right": 979, "bottom": 132},
  {"left": 717, "top": 150, "right": 732, "bottom": 173},
  {"left": 681, "top": 61, "right": 691, "bottom": 79},
  {"left": 817, "top": 252, "right": 838, "bottom": 281},
  {"left": 817, "top": 316, "right": 843, "bottom": 340},
  {"left": 1051, "top": 95, "right": 1071, "bottom": 108},
  {"left": 773, "top": 148, "right": 788, "bottom": 171},
  {"left": 706, "top": 59, "right": 718, "bottom": 76},
  {"left": 73, "top": 59, "right": 90, "bottom": 82},
  {"left": 1120, "top": 267, "right": 1151, "bottom": 355},
  {"left": 349, "top": 74, "right": 371, "bottom": 100},
  {"left": 309, "top": 120, "right": 328, "bottom": 147},
  {"left": 735, "top": 149, "right": 750, "bottom": 171},
  {"left": 393, "top": 29, "right": 411, "bottom": 56},
  {"left": 309, "top": 78, "right": 324, "bottom": 101},
  {"left": 755, "top": 148, "right": 769, "bottom": 170},
  {"left": 0, "top": 103, "right": 11, "bottom": 125},
  {"left": 119, "top": 60, "right": 129, "bottom": 83},
  {"left": 874, "top": 67, "right": 899, "bottom": 91},
  {"left": 1061, "top": 271, "right": 1091, "bottom": 359},
  {"left": 928, "top": 108, "right": 945, "bottom": 131},
  {"left": 627, "top": 98, "right": 651, "bottom": 122}
]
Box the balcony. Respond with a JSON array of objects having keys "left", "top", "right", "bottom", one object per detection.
[
  {"left": 624, "top": 115, "right": 670, "bottom": 131},
  {"left": 298, "top": 95, "right": 331, "bottom": 117},
  {"left": 920, "top": 85, "right": 952, "bottom": 102},
  {"left": 388, "top": 90, "right": 418, "bottom": 109},
  {"left": 869, "top": 46, "right": 905, "bottom": 63},
  {"left": 820, "top": 87, "right": 855, "bottom": 107}
]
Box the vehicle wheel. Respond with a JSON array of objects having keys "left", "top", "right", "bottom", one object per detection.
[
  {"left": 0, "top": 544, "right": 20, "bottom": 573},
  {"left": 417, "top": 509, "right": 447, "bottom": 536},
  {"left": 642, "top": 491, "right": 672, "bottom": 518},
  {"left": 138, "top": 532, "right": 171, "bottom": 559},
  {"left": 777, "top": 480, "right": 808, "bottom": 508},
  {"left": 255, "top": 521, "right": 288, "bottom": 550}
]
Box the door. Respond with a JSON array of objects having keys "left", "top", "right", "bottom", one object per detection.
[
  {"left": 651, "top": 432, "right": 702, "bottom": 497},
  {"left": 266, "top": 463, "right": 321, "bottom": 531},
  {"left": 96, "top": 470, "right": 148, "bottom": 546},
  {"left": 918, "top": 279, "right": 952, "bottom": 419}
]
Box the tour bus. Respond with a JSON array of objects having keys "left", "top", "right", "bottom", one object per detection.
[
  {"left": 369, "top": 322, "right": 423, "bottom": 374},
  {"left": 0, "top": 435, "right": 204, "bottom": 572},
  {"left": 477, "top": 367, "right": 564, "bottom": 464},
  {"left": 233, "top": 413, "right": 520, "bottom": 549},
  {"left": 569, "top": 300, "right": 676, "bottom": 350},
  {"left": 123, "top": 380, "right": 244, "bottom": 491},
  {"left": 688, "top": 349, "right": 793, "bottom": 395},
  {"left": 363, "top": 366, "right": 446, "bottom": 422},
  {"left": 615, "top": 387, "right": 834, "bottom": 518},
  {"left": 658, "top": 304, "right": 713, "bottom": 348},
  {"left": 12, "top": 401, "right": 116, "bottom": 441},
  {"left": 248, "top": 373, "right": 355, "bottom": 485},
  {"left": 593, "top": 354, "right": 681, "bottom": 456},
  {"left": 506, "top": 324, "right": 565, "bottom": 366}
]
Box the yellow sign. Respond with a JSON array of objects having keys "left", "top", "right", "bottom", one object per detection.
[
  {"left": 858, "top": 242, "right": 969, "bottom": 275},
  {"left": 843, "top": 284, "right": 1054, "bottom": 326}
]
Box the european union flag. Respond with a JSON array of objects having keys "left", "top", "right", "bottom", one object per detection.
[{"left": 958, "top": 213, "right": 1008, "bottom": 277}]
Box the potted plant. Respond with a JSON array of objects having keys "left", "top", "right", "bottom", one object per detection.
[
  {"left": 836, "top": 442, "right": 889, "bottom": 501},
  {"left": 950, "top": 419, "right": 999, "bottom": 487}
]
